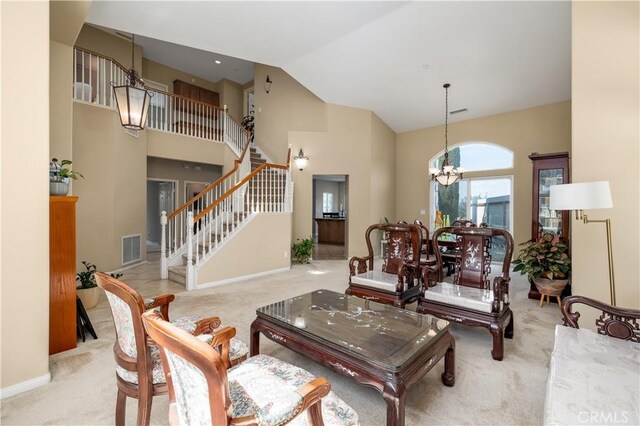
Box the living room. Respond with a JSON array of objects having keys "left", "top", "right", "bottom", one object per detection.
[{"left": 1, "top": 1, "right": 638, "bottom": 425}]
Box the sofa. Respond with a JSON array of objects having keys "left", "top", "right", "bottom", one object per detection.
[{"left": 544, "top": 295, "right": 640, "bottom": 425}]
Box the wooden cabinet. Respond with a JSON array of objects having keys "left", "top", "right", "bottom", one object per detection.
[
  {"left": 316, "top": 218, "right": 345, "bottom": 244},
  {"left": 528, "top": 152, "right": 570, "bottom": 299},
  {"left": 50, "top": 196, "right": 78, "bottom": 354},
  {"left": 173, "top": 80, "right": 219, "bottom": 107}
]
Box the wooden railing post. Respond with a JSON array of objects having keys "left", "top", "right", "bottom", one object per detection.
[
  {"left": 186, "top": 211, "right": 195, "bottom": 291},
  {"left": 160, "top": 211, "right": 168, "bottom": 279}
]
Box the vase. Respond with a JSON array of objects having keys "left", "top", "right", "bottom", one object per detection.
[
  {"left": 532, "top": 278, "right": 569, "bottom": 296},
  {"left": 77, "top": 286, "right": 99, "bottom": 309},
  {"left": 50, "top": 181, "right": 69, "bottom": 196}
]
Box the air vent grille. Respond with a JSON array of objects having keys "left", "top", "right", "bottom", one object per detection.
[{"left": 122, "top": 234, "right": 141, "bottom": 265}]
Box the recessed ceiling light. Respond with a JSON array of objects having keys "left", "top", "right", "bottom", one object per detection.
[
  {"left": 214, "top": 60, "right": 221, "bottom": 64},
  {"left": 422, "top": 64, "right": 430, "bottom": 70}
]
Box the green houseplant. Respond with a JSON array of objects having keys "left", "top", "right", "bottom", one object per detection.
[
  {"left": 50, "top": 158, "right": 83, "bottom": 196},
  {"left": 512, "top": 232, "right": 571, "bottom": 296},
  {"left": 76, "top": 261, "right": 122, "bottom": 309},
  {"left": 292, "top": 236, "right": 315, "bottom": 264}
]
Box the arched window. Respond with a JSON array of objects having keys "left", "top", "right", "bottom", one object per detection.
[
  {"left": 429, "top": 142, "right": 513, "bottom": 172},
  {"left": 430, "top": 142, "right": 514, "bottom": 262}
]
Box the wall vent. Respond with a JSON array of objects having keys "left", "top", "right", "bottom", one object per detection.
[{"left": 122, "top": 234, "right": 142, "bottom": 265}]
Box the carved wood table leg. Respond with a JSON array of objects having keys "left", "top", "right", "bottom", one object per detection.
[
  {"left": 250, "top": 319, "right": 260, "bottom": 356},
  {"left": 441, "top": 336, "right": 455, "bottom": 386},
  {"left": 383, "top": 383, "right": 407, "bottom": 426}
]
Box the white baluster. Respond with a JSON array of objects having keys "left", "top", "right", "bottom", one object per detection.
[
  {"left": 186, "top": 211, "right": 195, "bottom": 290},
  {"left": 160, "top": 211, "right": 168, "bottom": 279}
]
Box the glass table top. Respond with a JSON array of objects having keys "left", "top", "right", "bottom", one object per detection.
[{"left": 256, "top": 290, "right": 450, "bottom": 368}]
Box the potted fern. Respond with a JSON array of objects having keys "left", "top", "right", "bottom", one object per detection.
[{"left": 292, "top": 237, "right": 315, "bottom": 264}]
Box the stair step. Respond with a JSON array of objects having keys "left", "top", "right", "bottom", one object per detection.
[{"left": 168, "top": 266, "right": 187, "bottom": 285}]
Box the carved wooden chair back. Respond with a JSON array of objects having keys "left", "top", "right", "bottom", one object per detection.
[
  {"left": 414, "top": 219, "right": 431, "bottom": 257},
  {"left": 431, "top": 226, "right": 514, "bottom": 290},
  {"left": 142, "top": 311, "right": 231, "bottom": 426},
  {"left": 451, "top": 219, "right": 476, "bottom": 227},
  {"left": 369, "top": 223, "right": 420, "bottom": 274},
  {"left": 96, "top": 272, "right": 164, "bottom": 426}
]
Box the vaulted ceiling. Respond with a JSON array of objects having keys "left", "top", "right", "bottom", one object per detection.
[{"left": 87, "top": 1, "right": 571, "bottom": 133}]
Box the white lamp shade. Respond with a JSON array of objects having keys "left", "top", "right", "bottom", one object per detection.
[
  {"left": 549, "top": 181, "right": 613, "bottom": 211},
  {"left": 294, "top": 157, "right": 308, "bottom": 171}
]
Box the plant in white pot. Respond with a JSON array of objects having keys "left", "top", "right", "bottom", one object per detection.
[
  {"left": 512, "top": 232, "right": 571, "bottom": 296},
  {"left": 50, "top": 158, "right": 83, "bottom": 196},
  {"left": 76, "top": 261, "right": 122, "bottom": 309}
]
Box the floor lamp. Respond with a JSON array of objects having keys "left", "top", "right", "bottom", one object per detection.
[{"left": 549, "top": 181, "right": 615, "bottom": 305}]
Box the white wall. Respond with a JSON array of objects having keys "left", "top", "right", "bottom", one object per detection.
[
  {"left": 1, "top": 0, "right": 51, "bottom": 391},
  {"left": 571, "top": 2, "right": 639, "bottom": 314}
]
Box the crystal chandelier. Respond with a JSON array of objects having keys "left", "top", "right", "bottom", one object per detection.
[{"left": 429, "top": 83, "right": 463, "bottom": 186}]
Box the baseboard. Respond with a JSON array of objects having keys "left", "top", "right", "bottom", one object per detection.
[
  {"left": 197, "top": 266, "right": 291, "bottom": 290},
  {"left": 0, "top": 372, "right": 51, "bottom": 399},
  {"left": 107, "top": 260, "right": 148, "bottom": 275}
]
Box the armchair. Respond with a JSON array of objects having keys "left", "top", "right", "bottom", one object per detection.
[
  {"left": 418, "top": 226, "right": 514, "bottom": 360},
  {"left": 142, "top": 311, "right": 359, "bottom": 426},
  {"left": 347, "top": 223, "right": 421, "bottom": 308},
  {"left": 96, "top": 273, "right": 249, "bottom": 426}
]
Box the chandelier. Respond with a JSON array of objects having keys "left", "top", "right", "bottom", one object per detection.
[
  {"left": 429, "top": 83, "right": 463, "bottom": 187},
  {"left": 111, "top": 34, "right": 153, "bottom": 130}
]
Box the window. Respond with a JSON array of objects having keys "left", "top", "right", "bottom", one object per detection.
[
  {"left": 322, "top": 193, "right": 334, "bottom": 213},
  {"left": 429, "top": 143, "right": 513, "bottom": 173},
  {"left": 432, "top": 177, "right": 512, "bottom": 262},
  {"left": 430, "top": 142, "right": 514, "bottom": 263}
]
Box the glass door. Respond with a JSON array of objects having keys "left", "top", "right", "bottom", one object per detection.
[{"left": 537, "top": 168, "right": 565, "bottom": 238}]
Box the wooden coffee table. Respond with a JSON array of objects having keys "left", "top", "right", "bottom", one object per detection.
[{"left": 250, "top": 290, "right": 455, "bottom": 426}]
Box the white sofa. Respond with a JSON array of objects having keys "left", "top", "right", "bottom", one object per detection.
[{"left": 544, "top": 296, "right": 640, "bottom": 425}]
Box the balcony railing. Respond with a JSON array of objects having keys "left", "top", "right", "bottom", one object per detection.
[{"left": 72, "top": 47, "right": 247, "bottom": 156}]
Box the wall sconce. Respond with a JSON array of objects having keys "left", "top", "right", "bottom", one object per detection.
[
  {"left": 293, "top": 149, "right": 309, "bottom": 171},
  {"left": 265, "top": 75, "right": 272, "bottom": 94}
]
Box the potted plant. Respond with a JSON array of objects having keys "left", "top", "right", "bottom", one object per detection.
[
  {"left": 76, "top": 261, "right": 123, "bottom": 309},
  {"left": 50, "top": 158, "right": 83, "bottom": 196},
  {"left": 292, "top": 236, "right": 315, "bottom": 264},
  {"left": 512, "top": 232, "right": 571, "bottom": 296}
]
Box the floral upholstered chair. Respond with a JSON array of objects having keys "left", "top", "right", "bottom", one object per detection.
[
  {"left": 142, "top": 311, "right": 359, "bottom": 426},
  {"left": 418, "top": 226, "right": 514, "bottom": 360},
  {"left": 96, "top": 273, "right": 249, "bottom": 426},
  {"left": 347, "top": 222, "right": 421, "bottom": 308}
]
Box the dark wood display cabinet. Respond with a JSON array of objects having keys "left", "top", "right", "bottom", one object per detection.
[
  {"left": 528, "top": 152, "right": 570, "bottom": 300},
  {"left": 173, "top": 80, "right": 219, "bottom": 108}
]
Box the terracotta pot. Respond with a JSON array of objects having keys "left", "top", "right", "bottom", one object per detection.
[
  {"left": 77, "top": 286, "right": 99, "bottom": 309},
  {"left": 533, "top": 278, "right": 569, "bottom": 296}
]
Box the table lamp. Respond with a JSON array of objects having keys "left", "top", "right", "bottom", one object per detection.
[{"left": 549, "top": 181, "right": 615, "bottom": 305}]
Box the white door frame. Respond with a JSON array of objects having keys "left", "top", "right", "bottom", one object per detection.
[
  {"left": 147, "top": 178, "right": 179, "bottom": 212},
  {"left": 243, "top": 86, "right": 255, "bottom": 117}
]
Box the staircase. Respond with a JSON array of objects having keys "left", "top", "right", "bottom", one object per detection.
[
  {"left": 167, "top": 149, "right": 270, "bottom": 285},
  {"left": 163, "top": 147, "right": 292, "bottom": 289}
]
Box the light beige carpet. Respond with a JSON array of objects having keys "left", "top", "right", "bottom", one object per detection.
[{"left": 0, "top": 256, "right": 562, "bottom": 425}]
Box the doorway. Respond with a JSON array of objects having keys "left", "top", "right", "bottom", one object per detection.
[
  {"left": 312, "top": 175, "right": 348, "bottom": 260},
  {"left": 147, "top": 179, "right": 178, "bottom": 252}
]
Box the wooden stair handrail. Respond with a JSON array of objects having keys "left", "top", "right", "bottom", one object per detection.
[
  {"left": 194, "top": 161, "right": 289, "bottom": 223},
  {"left": 167, "top": 137, "right": 251, "bottom": 221}
]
